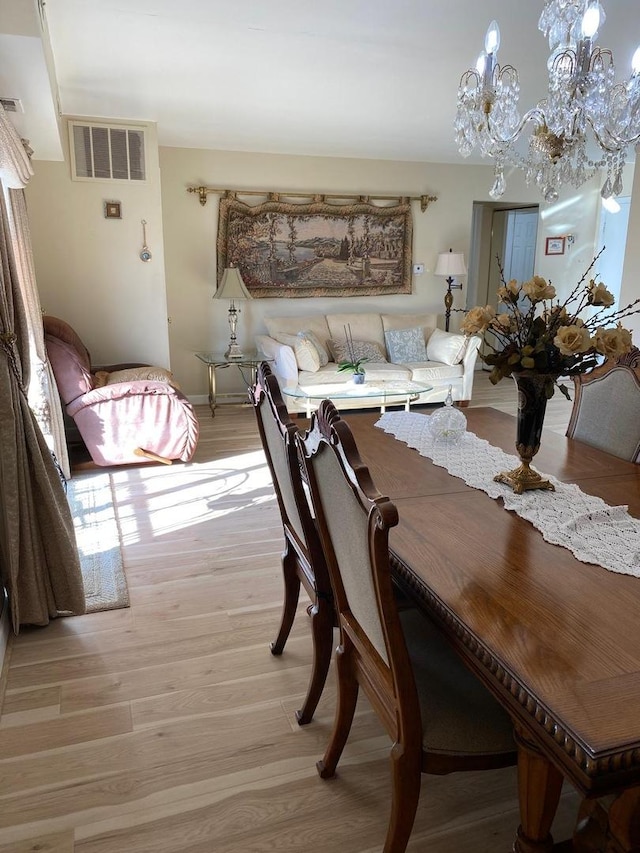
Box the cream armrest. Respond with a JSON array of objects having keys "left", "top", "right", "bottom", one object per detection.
[
  {"left": 461, "top": 335, "right": 482, "bottom": 400},
  {"left": 255, "top": 334, "right": 298, "bottom": 386}
]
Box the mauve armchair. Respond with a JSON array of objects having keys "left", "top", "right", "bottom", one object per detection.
[{"left": 43, "top": 315, "right": 199, "bottom": 467}]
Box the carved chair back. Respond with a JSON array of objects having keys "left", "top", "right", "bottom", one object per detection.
[
  {"left": 250, "top": 362, "right": 333, "bottom": 724},
  {"left": 298, "top": 399, "right": 517, "bottom": 852},
  {"left": 567, "top": 347, "right": 640, "bottom": 462}
]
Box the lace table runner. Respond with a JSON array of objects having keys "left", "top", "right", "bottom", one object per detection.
[{"left": 376, "top": 411, "right": 640, "bottom": 578}]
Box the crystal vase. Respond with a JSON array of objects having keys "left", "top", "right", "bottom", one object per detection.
[{"left": 493, "top": 373, "right": 556, "bottom": 494}]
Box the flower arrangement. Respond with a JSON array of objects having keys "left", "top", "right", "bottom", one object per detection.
[
  {"left": 461, "top": 251, "right": 639, "bottom": 399},
  {"left": 336, "top": 324, "right": 367, "bottom": 379}
]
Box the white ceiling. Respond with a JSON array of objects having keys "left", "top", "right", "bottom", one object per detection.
[{"left": 4, "top": 0, "right": 640, "bottom": 164}]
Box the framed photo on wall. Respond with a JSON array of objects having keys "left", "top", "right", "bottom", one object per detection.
[
  {"left": 104, "top": 200, "right": 122, "bottom": 219},
  {"left": 545, "top": 236, "right": 565, "bottom": 255}
]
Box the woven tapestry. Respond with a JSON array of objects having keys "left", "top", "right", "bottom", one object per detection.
[{"left": 216, "top": 195, "right": 413, "bottom": 298}]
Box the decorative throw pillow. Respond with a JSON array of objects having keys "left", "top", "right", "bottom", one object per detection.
[
  {"left": 384, "top": 327, "right": 427, "bottom": 364},
  {"left": 94, "top": 366, "right": 180, "bottom": 388},
  {"left": 274, "top": 333, "right": 321, "bottom": 372},
  {"left": 426, "top": 328, "right": 469, "bottom": 366},
  {"left": 299, "top": 330, "right": 329, "bottom": 366},
  {"left": 326, "top": 339, "right": 387, "bottom": 364}
]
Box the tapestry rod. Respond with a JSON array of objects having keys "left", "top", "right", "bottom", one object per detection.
[{"left": 186, "top": 185, "right": 437, "bottom": 212}]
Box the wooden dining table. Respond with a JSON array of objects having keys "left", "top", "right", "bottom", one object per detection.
[{"left": 343, "top": 407, "right": 640, "bottom": 853}]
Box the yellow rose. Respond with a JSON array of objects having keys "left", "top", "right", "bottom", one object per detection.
[
  {"left": 594, "top": 324, "right": 633, "bottom": 358},
  {"left": 497, "top": 279, "right": 520, "bottom": 302},
  {"left": 587, "top": 279, "right": 615, "bottom": 307},
  {"left": 554, "top": 324, "right": 592, "bottom": 355},
  {"left": 523, "top": 275, "right": 556, "bottom": 302},
  {"left": 544, "top": 305, "right": 569, "bottom": 325},
  {"left": 491, "top": 312, "right": 517, "bottom": 334},
  {"left": 461, "top": 305, "right": 495, "bottom": 335}
]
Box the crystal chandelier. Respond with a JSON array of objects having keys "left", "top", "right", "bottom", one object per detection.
[{"left": 455, "top": 1, "right": 640, "bottom": 202}]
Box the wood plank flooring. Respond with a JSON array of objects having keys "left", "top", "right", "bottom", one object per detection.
[{"left": 0, "top": 373, "right": 580, "bottom": 852}]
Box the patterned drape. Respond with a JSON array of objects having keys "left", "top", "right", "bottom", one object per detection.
[
  {"left": 0, "top": 104, "right": 70, "bottom": 478},
  {"left": 0, "top": 186, "right": 85, "bottom": 629},
  {"left": 0, "top": 106, "right": 85, "bottom": 630}
]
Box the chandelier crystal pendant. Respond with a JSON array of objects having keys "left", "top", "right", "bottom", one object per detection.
[{"left": 455, "top": 1, "right": 640, "bottom": 202}]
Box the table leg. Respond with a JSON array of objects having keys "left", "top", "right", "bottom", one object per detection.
[
  {"left": 513, "top": 725, "right": 564, "bottom": 853},
  {"left": 573, "top": 788, "right": 640, "bottom": 852},
  {"left": 208, "top": 364, "right": 217, "bottom": 418}
]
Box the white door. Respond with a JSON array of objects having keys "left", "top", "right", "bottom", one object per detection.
[
  {"left": 596, "top": 197, "right": 631, "bottom": 303},
  {"left": 483, "top": 207, "right": 538, "bottom": 367},
  {"left": 503, "top": 208, "right": 539, "bottom": 284}
]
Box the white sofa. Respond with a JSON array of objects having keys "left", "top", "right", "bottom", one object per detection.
[{"left": 255, "top": 312, "right": 481, "bottom": 414}]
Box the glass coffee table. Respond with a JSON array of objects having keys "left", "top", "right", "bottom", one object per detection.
[{"left": 282, "top": 380, "right": 431, "bottom": 418}]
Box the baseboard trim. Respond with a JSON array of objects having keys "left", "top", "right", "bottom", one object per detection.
[{"left": 189, "top": 394, "right": 250, "bottom": 406}]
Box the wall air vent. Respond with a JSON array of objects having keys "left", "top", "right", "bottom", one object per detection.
[
  {"left": 0, "top": 98, "right": 24, "bottom": 113},
  {"left": 69, "top": 121, "right": 146, "bottom": 183}
]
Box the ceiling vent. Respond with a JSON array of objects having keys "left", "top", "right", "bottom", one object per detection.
[
  {"left": 0, "top": 98, "right": 24, "bottom": 113},
  {"left": 69, "top": 120, "right": 146, "bottom": 183}
]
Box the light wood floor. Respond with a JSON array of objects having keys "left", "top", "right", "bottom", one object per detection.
[{"left": 0, "top": 374, "right": 580, "bottom": 853}]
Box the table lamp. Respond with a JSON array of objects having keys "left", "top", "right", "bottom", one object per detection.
[
  {"left": 434, "top": 249, "right": 467, "bottom": 331},
  {"left": 215, "top": 265, "right": 252, "bottom": 359}
]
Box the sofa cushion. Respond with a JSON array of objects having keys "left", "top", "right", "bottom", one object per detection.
[
  {"left": 410, "top": 362, "right": 463, "bottom": 383},
  {"left": 299, "top": 330, "right": 329, "bottom": 365},
  {"left": 426, "top": 328, "right": 469, "bottom": 365},
  {"left": 381, "top": 313, "right": 438, "bottom": 345},
  {"left": 384, "top": 327, "right": 428, "bottom": 363},
  {"left": 298, "top": 361, "right": 411, "bottom": 386},
  {"left": 94, "top": 366, "right": 179, "bottom": 389},
  {"left": 325, "top": 313, "right": 386, "bottom": 349},
  {"left": 265, "top": 315, "right": 331, "bottom": 346},
  {"left": 273, "top": 332, "right": 322, "bottom": 372},
  {"left": 327, "top": 339, "right": 387, "bottom": 364}
]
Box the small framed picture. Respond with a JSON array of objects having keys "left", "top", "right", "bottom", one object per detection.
[
  {"left": 545, "top": 236, "right": 565, "bottom": 256},
  {"left": 104, "top": 200, "right": 122, "bottom": 219}
]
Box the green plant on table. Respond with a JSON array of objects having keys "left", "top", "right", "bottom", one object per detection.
[{"left": 337, "top": 323, "right": 367, "bottom": 375}]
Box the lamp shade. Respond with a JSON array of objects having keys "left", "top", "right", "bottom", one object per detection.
[
  {"left": 434, "top": 250, "right": 467, "bottom": 278},
  {"left": 215, "top": 266, "right": 252, "bottom": 300}
]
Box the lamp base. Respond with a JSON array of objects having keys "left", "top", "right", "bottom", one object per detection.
[{"left": 225, "top": 342, "right": 244, "bottom": 360}]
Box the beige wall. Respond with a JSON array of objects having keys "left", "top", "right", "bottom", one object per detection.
[
  {"left": 621, "top": 158, "right": 640, "bottom": 342},
  {"left": 24, "top": 127, "right": 637, "bottom": 402},
  {"left": 26, "top": 117, "right": 170, "bottom": 367},
  {"left": 160, "top": 147, "right": 616, "bottom": 400}
]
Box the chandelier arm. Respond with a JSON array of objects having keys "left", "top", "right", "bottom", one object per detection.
[
  {"left": 484, "top": 106, "right": 548, "bottom": 148},
  {"left": 585, "top": 115, "right": 640, "bottom": 154}
]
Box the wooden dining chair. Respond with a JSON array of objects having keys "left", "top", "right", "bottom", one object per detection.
[
  {"left": 298, "top": 399, "right": 517, "bottom": 853},
  {"left": 250, "top": 362, "right": 334, "bottom": 724},
  {"left": 566, "top": 347, "right": 640, "bottom": 462}
]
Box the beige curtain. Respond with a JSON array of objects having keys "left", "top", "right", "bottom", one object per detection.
[
  {"left": 0, "top": 105, "right": 70, "bottom": 478},
  {"left": 0, "top": 109, "right": 85, "bottom": 631},
  {"left": 0, "top": 187, "right": 85, "bottom": 630}
]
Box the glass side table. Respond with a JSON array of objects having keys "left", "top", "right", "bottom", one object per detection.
[{"left": 195, "top": 352, "right": 271, "bottom": 417}]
